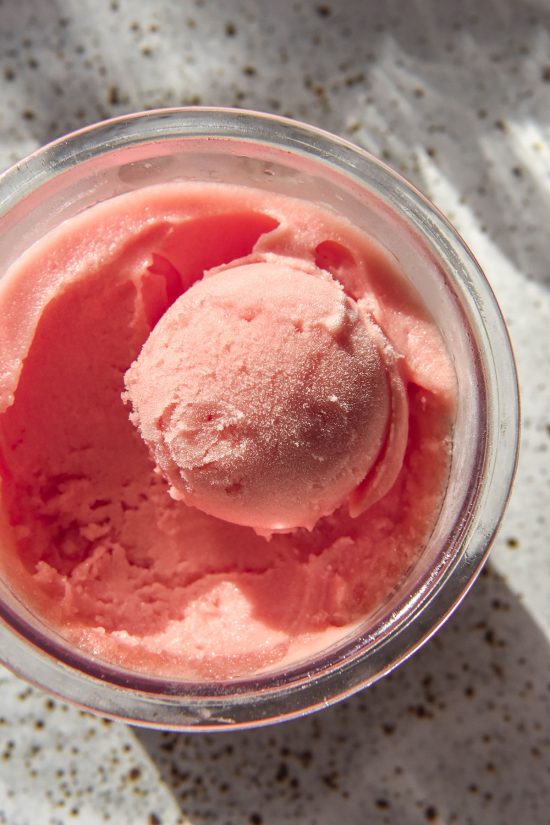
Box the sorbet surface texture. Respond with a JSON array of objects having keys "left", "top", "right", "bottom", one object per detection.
[
  {"left": 125, "top": 257, "right": 402, "bottom": 532},
  {"left": 0, "top": 183, "right": 455, "bottom": 679}
]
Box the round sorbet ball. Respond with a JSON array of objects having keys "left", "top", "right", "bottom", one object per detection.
[{"left": 124, "top": 256, "right": 395, "bottom": 531}]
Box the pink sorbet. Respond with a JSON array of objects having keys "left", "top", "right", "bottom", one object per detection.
[
  {"left": 0, "top": 182, "right": 456, "bottom": 679},
  {"left": 124, "top": 256, "right": 407, "bottom": 533}
]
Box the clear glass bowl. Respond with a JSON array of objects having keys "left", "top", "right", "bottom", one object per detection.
[{"left": 0, "top": 108, "right": 519, "bottom": 730}]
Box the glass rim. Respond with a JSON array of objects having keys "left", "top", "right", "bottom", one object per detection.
[{"left": 0, "top": 107, "right": 520, "bottom": 729}]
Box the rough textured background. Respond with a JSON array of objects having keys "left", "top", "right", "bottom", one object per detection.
[{"left": 0, "top": 1, "right": 549, "bottom": 823}]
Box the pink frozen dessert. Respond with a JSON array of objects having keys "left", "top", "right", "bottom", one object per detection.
[
  {"left": 0, "top": 182, "right": 456, "bottom": 679},
  {"left": 124, "top": 257, "right": 407, "bottom": 533}
]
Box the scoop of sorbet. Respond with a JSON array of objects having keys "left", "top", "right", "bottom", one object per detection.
[{"left": 124, "top": 256, "right": 405, "bottom": 531}]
